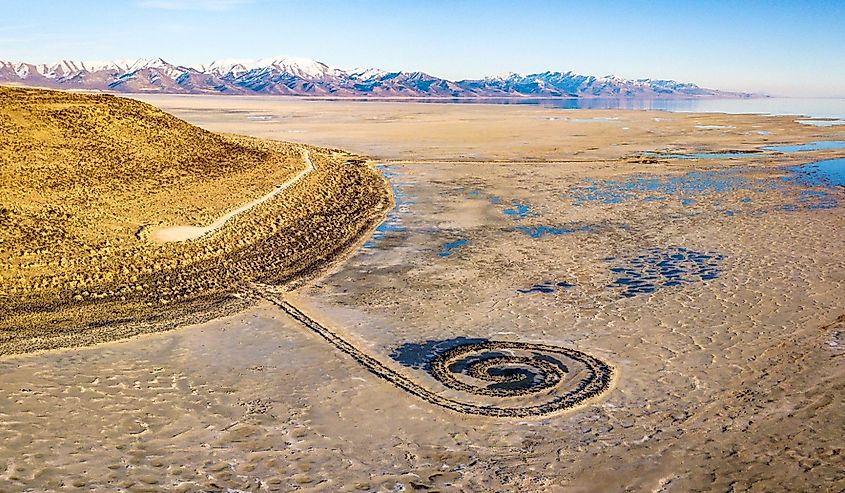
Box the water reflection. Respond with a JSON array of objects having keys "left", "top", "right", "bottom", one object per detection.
[
  {"left": 303, "top": 97, "right": 845, "bottom": 119},
  {"left": 503, "top": 200, "right": 537, "bottom": 219},
  {"left": 567, "top": 164, "right": 841, "bottom": 212},
  {"left": 788, "top": 158, "right": 845, "bottom": 188},
  {"left": 608, "top": 247, "right": 724, "bottom": 298},
  {"left": 761, "top": 141, "right": 845, "bottom": 153},
  {"left": 569, "top": 170, "right": 762, "bottom": 206},
  {"left": 364, "top": 166, "right": 413, "bottom": 248},
  {"left": 438, "top": 238, "right": 469, "bottom": 257},
  {"left": 514, "top": 224, "right": 597, "bottom": 238}
]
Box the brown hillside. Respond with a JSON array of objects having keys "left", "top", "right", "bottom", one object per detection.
[{"left": 0, "top": 86, "right": 392, "bottom": 354}]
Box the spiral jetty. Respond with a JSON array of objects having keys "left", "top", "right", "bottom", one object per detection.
[{"left": 264, "top": 292, "right": 614, "bottom": 418}]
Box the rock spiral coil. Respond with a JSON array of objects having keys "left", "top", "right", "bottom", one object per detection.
[{"left": 266, "top": 293, "right": 614, "bottom": 418}]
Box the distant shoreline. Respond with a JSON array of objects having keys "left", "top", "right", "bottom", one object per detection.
[{"left": 123, "top": 91, "right": 845, "bottom": 121}]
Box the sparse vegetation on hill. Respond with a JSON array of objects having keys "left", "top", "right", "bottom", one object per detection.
[{"left": 0, "top": 86, "right": 392, "bottom": 354}]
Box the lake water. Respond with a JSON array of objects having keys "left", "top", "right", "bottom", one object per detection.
[
  {"left": 334, "top": 97, "right": 845, "bottom": 121},
  {"left": 645, "top": 141, "right": 845, "bottom": 160},
  {"left": 790, "top": 158, "right": 845, "bottom": 188},
  {"left": 761, "top": 141, "right": 845, "bottom": 153},
  {"left": 538, "top": 97, "right": 845, "bottom": 120},
  {"left": 438, "top": 238, "right": 469, "bottom": 257},
  {"left": 603, "top": 97, "right": 845, "bottom": 120}
]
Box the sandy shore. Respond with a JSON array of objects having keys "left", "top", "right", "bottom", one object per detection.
[{"left": 2, "top": 97, "right": 844, "bottom": 491}]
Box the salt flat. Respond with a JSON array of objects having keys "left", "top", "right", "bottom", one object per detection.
[{"left": 2, "top": 96, "right": 844, "bottom": 492}]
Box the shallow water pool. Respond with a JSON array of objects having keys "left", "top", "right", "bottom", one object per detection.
[{"left": 761, "top": 141, "right": 845, "bottom": 153}]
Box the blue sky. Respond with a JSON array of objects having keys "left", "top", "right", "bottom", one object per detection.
[{"left": 2, "top": 0, "right": 844, "bottom": 96}]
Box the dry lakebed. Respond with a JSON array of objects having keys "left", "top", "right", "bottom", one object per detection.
[{"left": 1, "top": 92, "right": 844, "bottom": 492}]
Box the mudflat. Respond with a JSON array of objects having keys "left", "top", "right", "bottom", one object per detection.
[
  {"left": 129, "top": 94, "right": 841, "bottom": 162},
  {"left": 2, "top": 94, "right": 844, "bottom": 491}
]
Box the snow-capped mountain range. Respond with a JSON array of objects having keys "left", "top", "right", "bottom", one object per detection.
[{"left": 0, "top": 56, "right": 751, "bottom": 98}]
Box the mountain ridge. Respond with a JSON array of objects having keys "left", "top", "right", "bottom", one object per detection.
[{"left": 0, "top": 56, "right": 755, "bottom": 98}]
